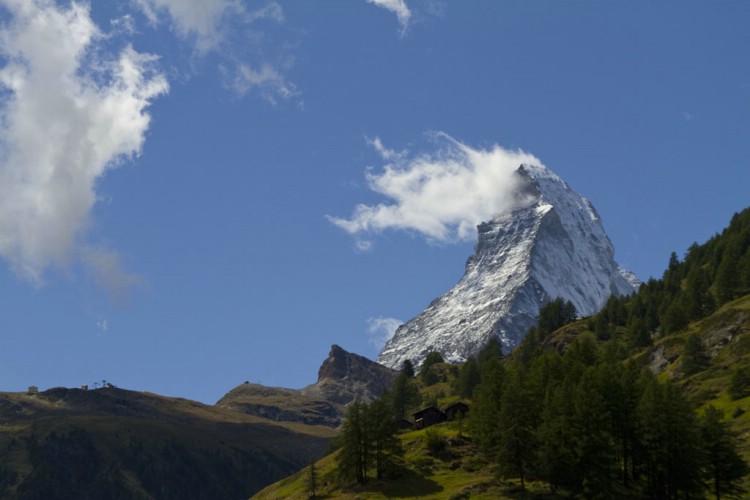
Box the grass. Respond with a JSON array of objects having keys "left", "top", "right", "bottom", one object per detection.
[{"left": 253, "top": 420, "right": 564, "bottom": 500}]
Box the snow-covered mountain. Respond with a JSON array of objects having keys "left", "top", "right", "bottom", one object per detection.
[{"left": 377, "top": 164, "right": 639, "bottom": 369}]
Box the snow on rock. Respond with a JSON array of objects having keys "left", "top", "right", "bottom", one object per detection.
[{"left": 377, "top": 164, "right": 639, "bottom": 369}]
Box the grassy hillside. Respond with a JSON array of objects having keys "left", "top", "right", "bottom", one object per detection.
[
  {"left": 253, "top": 420, "right": 557, "bottom": 500},
  {"left": 0, "top": 386, "right": 335, "bottom": 499},
  {"left": 254, "top": 293, "right": 750, "bottom": 499}
]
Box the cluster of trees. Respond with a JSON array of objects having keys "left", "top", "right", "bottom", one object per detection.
[
  {"left": 336, "top": 398, "right": 404, "bottom": 485},
  {"left": 590, "top": 207, "right": 750, "bottom": 344},
  {"left": 469, "top": 328, "right": 748, "bottom": 499}
]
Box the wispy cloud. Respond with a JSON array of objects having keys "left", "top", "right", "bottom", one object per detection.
[
  {"left": 226, "top": 63, "right": 299, "bottom": 105},
  {"left": 328, "top": 134, "right": 542, "bottom": 243},
  {"left": 134, "top": 0, "right": 295, "bottom": 102},
  {"left": 367, "top": 316, "right": 403, "bottom": 350},
  {"left": 367, "top": 0, "right": 412, "bottom": 34},
  {"left": 133, "top": 0, "right": 242, "bottom": 52},
  {"left": 0, "top": 1, "right": 168, "bottom": 291}
]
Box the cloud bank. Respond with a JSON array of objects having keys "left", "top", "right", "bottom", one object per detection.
[
  {"left": 367, "top": 0, "right": 412, "bottom": 33},
  {"left": 366, "top": 316, "right": 403, "bottom": 350},
  {"left": 329, "top": 134, "right": 543, "bottom": 243},
  {"left": 0, "top": 0, "right": 168, "bottom": 288}
]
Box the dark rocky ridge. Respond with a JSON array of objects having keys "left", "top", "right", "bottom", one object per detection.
[{"left": 217, "top": 344, "right": 397, "bottom": 427}]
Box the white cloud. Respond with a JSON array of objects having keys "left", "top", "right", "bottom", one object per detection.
[
  {"left": 355, "top": 239, "right": 374, "bottom": 252},
  {"left": 134, "top": 0, "right": 295, "bottom": 102},
  {"left": 367, "top": 0, "right": 412, "bottom": 33},
  {"left": 133, "top": 0, "right": 241, "bottom": 52},
  {"left": 227, "top": 62, "right": 298, "bottom": 105},
  {"left": 329, "top": 134, "right": 543, "bottom": 243},
  {"left": 0, "top": 0, "right": 168, "bottom": 289},
  {"left": 367, "top": 316, "right": 403, "bottom": 350}
]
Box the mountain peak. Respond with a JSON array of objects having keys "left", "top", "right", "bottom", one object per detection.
[
  {"left": 377, "top": 164, "right": 638, "bottom": 368},
  {"left": 302, "top": 345, "right": 397, "bottom": 405}
]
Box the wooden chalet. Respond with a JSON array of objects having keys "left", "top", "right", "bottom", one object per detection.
[
  {"left": 397, "top": 418, "right": 414, "bottom": 430},
  {"left": 444, "top": 401, "right": 469, "bottom": 421},
  {"left": 413, "top": 405, "right": 446, "bottom": 430}
]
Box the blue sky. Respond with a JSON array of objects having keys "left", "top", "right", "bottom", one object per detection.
[{"left": 0, "top": 0, "right": 748, "bottom": 404}]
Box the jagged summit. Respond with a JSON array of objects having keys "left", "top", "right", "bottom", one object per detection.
[
  {"left": 377, "top": 164, "right": 638, "bottom": 369},
  {"left": 301, "top": 344, "right": 397, "bottom": 405}
]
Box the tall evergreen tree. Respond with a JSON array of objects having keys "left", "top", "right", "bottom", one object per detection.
[
  {"left": 306, "top": 458, "right": 318, "bottom": 499},
  {"left": 368, "top": 398, "right": 403, "bottom": 480},
  {"left": 455, "top": 356, "right": 481, "bottom": 398},
  {"left": 337, "top": 401, "right": 366, "bottom": 485},
  {"left": 538, "top": 378, "right": 578, "bottom": 493},
  {"left": 700, "top": 406, "right": 748, "bottom": 500},
  {"left": 390, "top": 373, "right": 419, "bottom": 419},
  {"left": 636, "top": 377, "right": 703, "bottom": 499},
  {"left": 682, "top": 333, "right": 708, "bottom": 376},
  {"left": 574, "top": 367, "right": 618, "bottom": 498},
  {"left": 419, "top": 351, "right": 444, "bottom": 385},
  {"left": 477, "top": 336, "right": 504, "bottom": 367},
  {"left": 400, "top": 359, "right": 415, "bottom": 378},
  {"left": 470, "top": 358, "right": 505, "bottom": 455},
  {"left": 496, "top": 367, "right": 538, "bottom": 490}
]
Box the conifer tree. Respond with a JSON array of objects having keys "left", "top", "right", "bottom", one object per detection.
[
  {"left": 700, "top": 406, "right": 748, "bottom": 500},
  {"left": 538, "top": 378, "right": 578, "bottom": 492},
  {"left": 306, "top": 458, "right": 318, "bottom": 499},
  {"left": 729, "top": 366, "right": 750, "bottom": 401},
  {"left": 681, "top": 333, "right": 708, "bottom": 376},
  {"left": 337, "top": 400, "right": 367, "bottom": 485},
  {"left": 636, "top": 377, "right": 703, "bottom": 498},
  {"left": 477, "top": 336, "right": 504, "bottom": 367},
  {"left": 419, "top": 351, "right": 444, "bottom": 385},
  {"left": 368, "top": 398, "right": 403, "bottom": 480},
  {"left": 390, "top": 373, "right": 419, "bottom": 419},
  {"left": 455, "top": 356, "right": 481, "bottom": 398},
  {"left": 574, "top": 367, "right": 618, "bottom": 497},
  {"left": 400, "top": 359, "right": 415, "bottom": 378},
  {"left": 496, "top": 367, "right": 538, "bottom": 490},
  {"left": 470, "top": 358, "right": 505, "bottom": 455}
]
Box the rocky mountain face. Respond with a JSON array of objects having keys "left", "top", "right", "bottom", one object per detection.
[
  {"left": 378, "top": 164, "right": 639, "bottom": 369},
  {"left": 301, "top": 344, "right": 398, "bottom": 404},
  {"left": 218, "top": 345, "right": 396, "bottom": 427}
]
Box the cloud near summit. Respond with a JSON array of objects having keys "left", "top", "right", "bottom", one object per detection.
[{"left": 328, "top": 134, "right": 543, "bottom": 244}]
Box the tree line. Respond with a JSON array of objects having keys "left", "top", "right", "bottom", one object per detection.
[
  {"left": 468, "top": 301, "right": 748, "bottom": 499},
  {"left": 589, "top": 207, "right": 750, "bottom": 345}
]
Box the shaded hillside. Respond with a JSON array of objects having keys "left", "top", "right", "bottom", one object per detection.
[{"left": 0, "top": 387, "right": 335, "bottom": 499}]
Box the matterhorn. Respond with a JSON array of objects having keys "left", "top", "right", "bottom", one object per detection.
[{"left": 377, "top": 164, "right": 639, "bottom": 369}]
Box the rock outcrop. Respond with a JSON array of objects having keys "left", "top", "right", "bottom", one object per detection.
[
  {"left": 218, "top": 345, "right": 396, "bottom": 427},
  {"left": 301, "top": 344, "right": 398, "bottom": 405}
]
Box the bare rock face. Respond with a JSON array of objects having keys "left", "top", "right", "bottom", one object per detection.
[
  {"left": 218, "top": 345, "right": 397, "bottom": 427},
  {"left": 378, "top": 164, "right": 639, "bottom": 369},
  {"left": 301, "top": 344, "right": 398, "bottom": 405}
]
